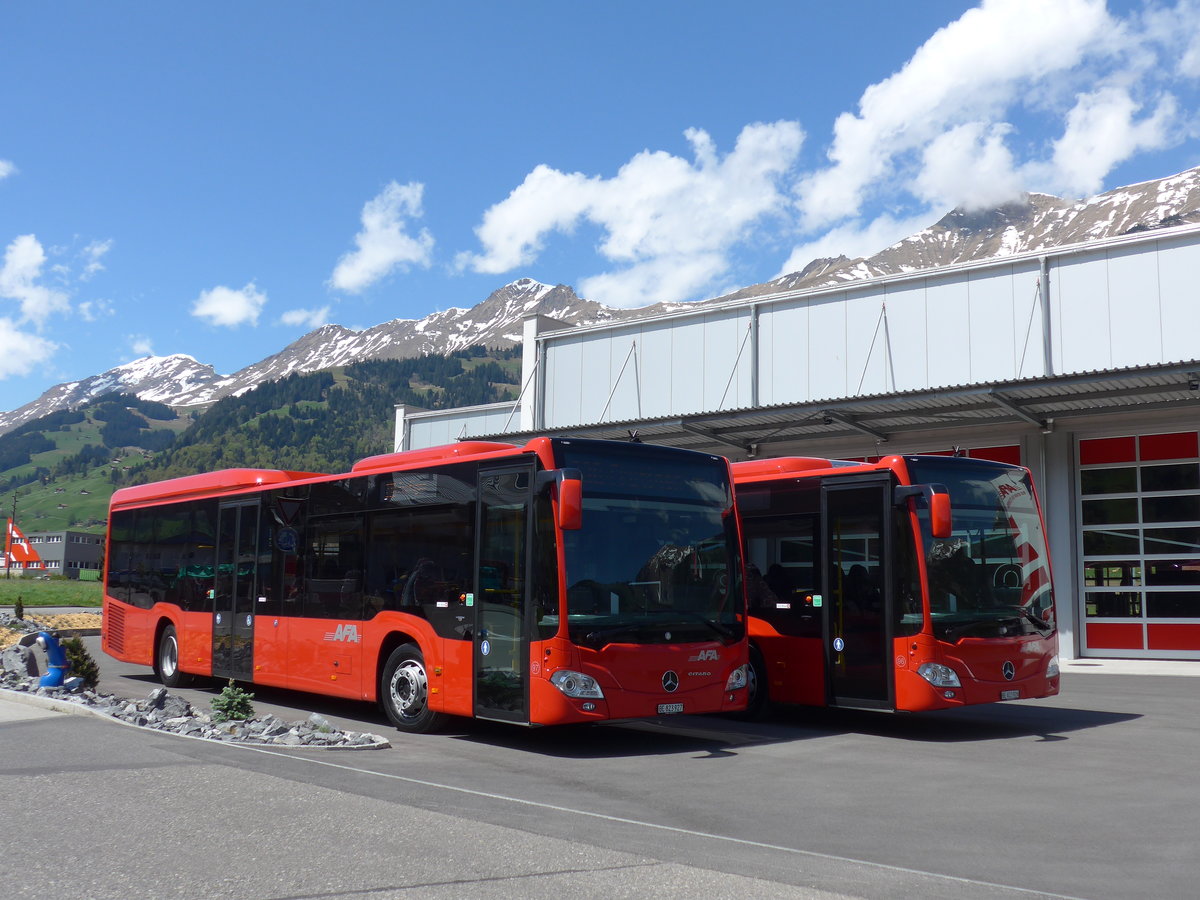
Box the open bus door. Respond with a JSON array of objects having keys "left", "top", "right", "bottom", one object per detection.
[
  {"left": 473, "top": 464, "right": 534, "bottom": 724},
  {"left": 822, "top": 477, "right": 894, "bottom": 710},
  {"left": 212, "top": 500, "right": 259, "bottom": 682}
]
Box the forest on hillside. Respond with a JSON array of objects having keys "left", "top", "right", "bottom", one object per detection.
[
  {"left": 133, "top": 347, "right": 521, "bottom": 481},
  {"left": 0, "top": 347, "right": 522, "bottom": 509}
]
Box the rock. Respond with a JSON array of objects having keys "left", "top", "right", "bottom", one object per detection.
[
  {"left": 0, "top": 676, "right": 387, "bottom": 749},
  {"left": 2, "top": 645, "right": 39, "bottom": 678}
]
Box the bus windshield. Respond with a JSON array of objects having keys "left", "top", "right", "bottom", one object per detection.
[
  {"left": 906, "top": 458, "right": 1055, "bottom": 643},
  {"left": 553, "top": 441, "right": 743, "bottom": 648}
]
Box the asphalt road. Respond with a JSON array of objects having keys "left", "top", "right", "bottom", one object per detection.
[{"left": 1, "top": 640, "right": 1196, "bottom": 898}]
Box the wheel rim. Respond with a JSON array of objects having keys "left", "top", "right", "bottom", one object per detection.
[
  {"left": 746, "top": 659, "right": 760, "bottom": 707},
  {"left": 389, "top": 659, "right": 428, "bottom": 721},
  {"left": 161, "top": 635, "right": 178, "bottom": 679}
]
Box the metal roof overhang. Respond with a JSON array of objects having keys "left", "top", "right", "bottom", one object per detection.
[{"left": 476, "top": 361, "right": 1200, "bottom": 457}]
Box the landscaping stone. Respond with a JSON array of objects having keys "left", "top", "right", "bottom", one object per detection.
[{"left": 0, "top": 664, "right": 389, "bottom": 749}]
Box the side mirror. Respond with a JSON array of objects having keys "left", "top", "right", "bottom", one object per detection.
[
  {"left": 929, "top": 490, "right": 952, "bottom": 539},
  {"left": 894, "top": 482, "right": 952, "bottom": 539},
  {"left": 557, "top": 473, "right": 582, "bottom": 531},
  {"left": 538, "top": 468, "right": 583, "bottom": 531}
]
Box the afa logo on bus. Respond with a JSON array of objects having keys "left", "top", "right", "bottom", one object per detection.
[{"left": 324, "top": 624, "right": 362, "bottom": 643}]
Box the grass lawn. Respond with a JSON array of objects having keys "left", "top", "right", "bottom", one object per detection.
[{"left": 0, "top": 578, "right": 103, "bottom": 607}]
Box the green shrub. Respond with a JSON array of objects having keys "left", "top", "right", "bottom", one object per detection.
[
  {"left": 60, "top": 634, "right": 99, "bottom": 689},
  {"left": 211, "top": 679, "right": 255, "bottom": 723},
  {"left": 13, "top": 596, "right": 23, "bottom": 621}
]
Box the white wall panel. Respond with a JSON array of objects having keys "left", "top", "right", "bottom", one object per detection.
[
  {"left": 882, "top": 281, "right": 928, "bottom": 392},
  {"left": 1107, "top": 245, "right": 1162, "bottom": 368},
  {"left": 576, "top": 332, "right": 614, "bottom": 423},
  {"left": 925, "top": 277, "right": 970, "bottom": 387},
  {"left": 669, "top": 318, "right": 708, "bottom": 413},
  {"left": 808, "top": 294, "right": 848, "bottom": 400},
  {"left": 759, "top": 300, "right": 809, "bottom": 406},
  {"left": 702, "top": 311, "right": 751, "bottom": 410},
  {"left": 1054, "top": 252, "right": 1110, "bottom": 373},
  {"left": 543, "top": 338, "right": 584, "bottom": 428},
  {"left": 408, "top": 406, "right": 515, "bottom": 450},
  {"left": 968, "top": 268, "right": 1017, "bottom": 380},
  {"left": 846, "top": 288, "right": 888, "bottom": 395},
  {"left": 1152, "top": 237, "right": 1200, "bottom": 363},
  {"left": 610, "top": 330, "right": 645, "bottom": 422},
  {"left": 637, "top": 322, "right": 676, "bottom": 419}
]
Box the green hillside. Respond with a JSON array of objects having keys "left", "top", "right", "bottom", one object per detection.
[{"left": 0, "top": 347, "right": 521, "bottom": 535}]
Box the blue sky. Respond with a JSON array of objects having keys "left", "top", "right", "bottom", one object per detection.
[{"left": 1, "top": 0, "right": 1198, "bottom": 411}]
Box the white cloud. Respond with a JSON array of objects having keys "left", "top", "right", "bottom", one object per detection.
[
  {"left": 0, "top": 234, "right": 70, "bottom": 326},
  {"left": 0, "top": 160, "right": 15, "bottom": 180},
  {"left": 1048, "top": 88, "right": 1177, "bottom": 196},
  {"left": 913, "top": 123, "right": 1026, "bottom": 212},
  {"left": 460, "top": 121, "right": 805, "bottom": 307},
  {"left": 798, "top": 0, "right": 1113, "bottom": 227},
  {"left": 280, "top": 306, "right": 331, "bottom": 329},
  {"left": 78, "top": 298, "right": 115, "bottom": 321},
  {"left": 80, "top": 239, "right": 113, "bottom": 280},
  {"left": 128, "top": 335, "right": 155, "bottom": 357},
  {"left": 330, "top": 181, "right": 434, "bottom": 293},
  {"left": 191, "top": 282, "right": 267, "bottom": 328},
  {"left": 0, "top": 318, "right": 57, "bottom": 378},
  {"left": 776, "top": 211, "right": 935, "bottom": 279}
]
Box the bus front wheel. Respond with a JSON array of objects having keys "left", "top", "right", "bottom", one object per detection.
[
  {"left": 156, "top": 625, "right": 189, "bottom": 689},
  {"left": 742, "top": 645, "right": 770, "bottom": 719},
  {"left": 380, "top": 644, "right": 447, "bottom": 734}
]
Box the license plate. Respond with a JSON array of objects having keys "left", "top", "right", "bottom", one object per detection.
[
  {"left": 657, "top": 703, "right": 684, "bottom": 715},
  {"left": 1000, "top": 689, "right": 1020, "bottom": 700}
]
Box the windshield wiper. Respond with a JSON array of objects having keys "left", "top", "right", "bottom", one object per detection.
[
  {"left": 647, "top": 609, "right": 735, "bottom": 641},
  {"left": 582, "top": 623, "right": 647, "bottom": 645}
]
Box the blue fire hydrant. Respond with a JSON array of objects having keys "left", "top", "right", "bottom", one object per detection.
[{"left": 36, "top": 631, "right": 70, "bottom": 688}]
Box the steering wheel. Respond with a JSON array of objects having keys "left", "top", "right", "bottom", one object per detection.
[{"left": 993, "top": 564, "right": 1022, "bottom": 588}]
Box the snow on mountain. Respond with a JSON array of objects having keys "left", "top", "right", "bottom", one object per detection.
[
  {"left": 4, "top": 166, "right": 1200, "bottom": 436},
  {"left": 725, "top": 166, "right": 1200, "bottom": 301},
  {"left": 0, "top": 354, "right": 220, "bottom": 435}
]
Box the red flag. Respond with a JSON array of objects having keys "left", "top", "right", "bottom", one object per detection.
[{"left": 5, "top": 519, "right": 41, "bottom": 566}]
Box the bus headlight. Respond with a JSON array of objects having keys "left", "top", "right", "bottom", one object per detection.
[
  {"left": 1047, "top": 656, "right": 1060, "bottom": 678},
  {"left": 550, "top": 670, "right": 604, "bottom": 699},
  {"left": 725, "top": 664, "right": 748, "bottom": 691},
  {"left": 917, "top": 662, "right": 962, "bottom": 688}
]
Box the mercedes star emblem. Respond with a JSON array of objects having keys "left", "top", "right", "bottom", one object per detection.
[
  {"left": 1002, "top": 661, "right": 1016, "bottom": 681},
  {"left": 662, "top": 670, "right": 680, "bottom": 692}
]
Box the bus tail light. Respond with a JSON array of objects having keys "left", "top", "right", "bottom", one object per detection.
[
  {"left": 917, "top": 662, "right": 962, "bottom": 688},
  {"left": 550, "top": 669, "right": 604, "bottom": 699},
  {"left": 1047, "top": 656, "right": 1060, "bottom": 678},
  {"left": 725, "top": 665, "right": 748, "bottom": 691}
]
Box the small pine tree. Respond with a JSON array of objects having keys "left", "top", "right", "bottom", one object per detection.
[
  {"left": 13, "top": 596, "right": 23, "bottom": 621},
  {"left": 60, "top": 635, "right": 100, "bottom": 689},
  {"left": 211, "top": 679, "right": 255, "bottom": 723}
]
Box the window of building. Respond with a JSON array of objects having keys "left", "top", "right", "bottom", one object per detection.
[{"left": 1080, "top": 431, "right": 1200, "bottom": 656}]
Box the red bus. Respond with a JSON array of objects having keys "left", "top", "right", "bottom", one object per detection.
[
  {"left": 733, "top": 454, "right": 1059, "bottom": 714},
  {"left": 102, "top": 437, "right": 749, "bottom": 732}
]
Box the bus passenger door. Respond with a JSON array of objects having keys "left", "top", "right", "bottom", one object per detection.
[
  {"left": 473, "top": 464, "right": 533, "bottom": 724},
  {"left": 212, "top": 501, "right": 259, "bottom": 682},
  {"left": 822, "top": 478, "right": 893, "bottom": 710}
]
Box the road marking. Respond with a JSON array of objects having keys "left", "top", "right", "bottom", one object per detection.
[{"left": 226, "top": 741, "right": 1087, "bottom": 900}]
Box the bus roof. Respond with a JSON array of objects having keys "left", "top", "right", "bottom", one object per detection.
[
  {"left": 110, "top": 468, "right": 319, "bottom": 509},
  {"left": 350, "top": 440, "right": 516, "bottom": 473},
  {"left": 110, "top": 439, "right": 535, "bottom": 510}
]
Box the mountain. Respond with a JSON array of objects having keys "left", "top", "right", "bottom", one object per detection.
[
  {"left": 4, "top": 165, "right": 1200, "bottom": 436},
  {"left": 725, "top": 166, "right": 1200, "bottom": 300}
]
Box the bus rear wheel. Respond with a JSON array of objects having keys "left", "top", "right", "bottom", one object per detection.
[
  {"left": 381, "top": 644, "right": 447, "bottom": 734},
  {"left": 156, "top": 625, "right": 189, "bottom": 689}
]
